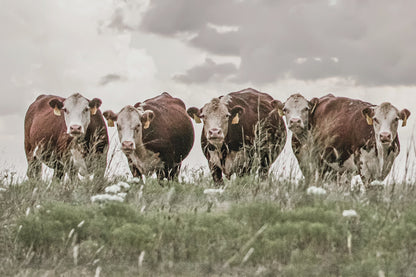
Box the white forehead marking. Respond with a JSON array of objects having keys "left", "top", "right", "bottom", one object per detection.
[
  {"left": 285, "top": 94, "right": 309, "bottom": 109},
  {"left": 64, "top": 93, "right": 89, "bottom": 109}
]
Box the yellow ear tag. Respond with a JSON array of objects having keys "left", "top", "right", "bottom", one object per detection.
[
  {"left": 278, "top": 109, "right": 284, "bottom": 117},
  {"left": 144, "top": 120, "right": 150, "bottom": 129},
  {"left": 90, "top": 106, "right": 97, "bottom": 115},
  {"left": 107, "top": 119, "right": 114, "bottom": 127},
  {"left": 232, "top": 113, "right": 239, "bottom": 125},
  {"left": 402, "top": 115, "right": 407, "bottom": 127},
  {"left": 193, "top": 114, "right": 201, "bottom": 124},
  {"left": 54, "top": 107, "right": 61, "bottom": 116},
  {"left": 365, "top": 114, "right": 373, "bottom": 125}
]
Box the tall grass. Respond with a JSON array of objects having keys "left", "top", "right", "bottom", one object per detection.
[{"left": 0, "top": 162, "right": 415, "bottom": 276}]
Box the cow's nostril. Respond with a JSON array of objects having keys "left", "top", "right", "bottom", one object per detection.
[
  {"left": 380, "top": 132, "right": 392, "bottom": 141},
  {"left": 70, "top": 125, "right": 82, "bottom": 132},
  {"left": 209, "top": 128, "right": 222, "bottom": 136},
  {"left": 122, "top": 141, "right": 134, "bottom": 149}
]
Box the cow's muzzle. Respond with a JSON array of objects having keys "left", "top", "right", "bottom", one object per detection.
[
  {"left": 121, "top": 141, "right": 135, "bottom": 154},
  {"left": 69, "top": 125, "right": 83, "bottom": 136},
  {"left": 207, "top": 128, "right": 224, "bottom": 144},
  {"left": 379, "top": 132, "right": 392, "bottom": 144}
]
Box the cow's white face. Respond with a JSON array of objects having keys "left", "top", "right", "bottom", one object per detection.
[
  {"left": 103, "top": 106, "right": 154, "bottom": 155},
  {"left": 187, "top": 96, "right": 242, "bottom": 148},
  {"left": 49, "top": 93, "right": 102, "bottom": 137},
  {"left": 276, "top": 94, "right": 317, "bottom": 137},
  {"left": 363, "top": 103, "right": 410, "bottom": 148}
]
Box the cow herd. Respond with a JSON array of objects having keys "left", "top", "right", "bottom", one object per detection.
[{"left": 24, "top": 88, "right": 410, "bottom": 188}]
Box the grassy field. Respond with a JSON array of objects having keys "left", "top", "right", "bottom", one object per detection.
[{"left": 0, "top": 168, "right": 415, "bottom": 276}]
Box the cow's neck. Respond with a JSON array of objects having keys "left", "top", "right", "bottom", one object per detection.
[
  {"left": 130, "top": 140, "right": 163, "bottom": 175},
  {"left": 375, "top": 139, "right": 399, "bottom": 178}
]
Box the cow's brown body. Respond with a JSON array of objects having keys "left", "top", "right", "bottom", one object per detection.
[
  {"left": 24, "top": 94, "right": 109, "bottom": 180},
  {"left": 306, "top": 95, "right": 406, "bottom": 183},
  {"left": 136, "top": 93, "right": 194, "bottom": 179},
  {"left": 104, "top": 92, "right": 194, "bottom": 180},
  {"left": 190, "top": 88, "right": 287, "bottom": 184}
]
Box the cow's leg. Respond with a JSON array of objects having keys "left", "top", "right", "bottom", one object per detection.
[
  {"left": 166, "top": 164, "right": 181, "bottom": 181},
  {"left": 27, "top": 157, "right": 42, "bottom": 180},
  {"left": 210, "top": 165, "right": 223, "bottom": 186},
  {"left": 127, "top": 158, "right": 142, "bottom": 178},
  {"left": 53, "top": 162, "right": 65, "bottom": 180}
]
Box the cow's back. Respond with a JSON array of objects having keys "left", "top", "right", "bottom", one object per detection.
[
  {"left": 227, "top": 88, "right": 276, "bottom": 139},
  {"left": 24, "top": 95, "right": 68, "bottom": 158},
  {"left": 141, "top": 93, "right": 194, "bottom": 164}
]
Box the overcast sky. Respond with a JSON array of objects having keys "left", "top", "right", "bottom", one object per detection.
[{"left": 1, "top": 0, "right": 416, "bottom": 180}]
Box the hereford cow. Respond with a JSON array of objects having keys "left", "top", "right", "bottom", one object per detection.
[
  {"left": 103, "top": 92, "right": 194, "bottom": 180},
  {"left": 313, "top": 97, "right": 410, "bottom": 184},
  {"left": 273, "top": 94, "right": 327, "bottom": 182},
  {"left": 187, "top": 88, "right": 287, "bottom": 184},
  {"left": 276, "top": 94, "right": 410, "bottom": 185},
  {"left": 24, "top": 93, "right": 109, "bottom": 180}
]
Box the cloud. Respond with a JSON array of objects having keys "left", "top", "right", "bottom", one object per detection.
[
  {"left": 140, "top": 0, "right": 416, "bottom": 86},
  {"left": 173, "top": 58, "right": 237, "bottom": 83},
  {"left": 99, "top": 74, "right": 126, "bottom": 86}
]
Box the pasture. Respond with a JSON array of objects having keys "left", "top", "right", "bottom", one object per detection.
[{"left": 0, "top": 165, "right": 415, "bottom": 276}]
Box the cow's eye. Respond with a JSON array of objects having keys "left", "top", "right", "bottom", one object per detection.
[
  {"left": 225, "top": 114, "right": 230, "bottom": 118},
  {"left": 84, "top": 107, "right": 89, "bottom": 112},
  {"left": 373, "top": 118, "right": 379, "bottom": 124},
  {"left": 62, "top": 108, "right": 68, "bottom": 114},
  {"left": 394, "top": 117, "right": 399, "bottom": 122},
  {"left": 135, "top": 124, "right": 141, "bottom": 131},
  {"left": 302, "top": 107, "right": 309, "bottom": 112},
  {"left": 282, "top": 108, "right": 287, "bottom": 113}
]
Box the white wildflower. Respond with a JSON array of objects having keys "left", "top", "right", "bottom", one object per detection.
[
  {"left": 104, "top": 184, "right": 121, "bottom": 194},
  {"left": 129, "top": 177, "right": 141, "bottom": 184},
  {"left": 77, "top": 220, "right": 85, "bottom": 228},
  {"left": 342, "top": 209, "right": 358, "bottom": 217},
  {"left": 117, "top": 192, "right": 127, "bottom": 199},
  {"left": 306, "top": 186, "right": 327, "bottom": 195},
  {"left": 91, "top": 194, "right": 124, "bottom": 203},
  {"left": 35, "top": 205, "right": 41, "bottom": 209},
  {"left": 203, "top": 188, "right": 225, "bottom": 195},
  {"left": 117, "top": 181, "right": 130, "bottom": 190},
  {"left": 0, "top": 187, "right": 6, "bottom": 192},
  {"left": 25, "top": 207, "right": 31, "bottom": 216}
]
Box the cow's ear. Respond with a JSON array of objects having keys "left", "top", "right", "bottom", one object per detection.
[
  {"left": 141, "top": 110, "right": 154, "bottom": 129},
  {"left": 362, "top": 107, "right": 375, "bottom": 125},
  {"left": 271, "top": 100, "right": 285, "bottom": 117},
  {"left": 399, "top": 109, "right": 411, "bottom": 127},
  {"left": 103, "top": 110, "right": 118, "bottom": 127},
  {"left": 230, "top": 105, "right": 244, "bottom": 125},
  {"left": 309, "top": 98, "right": 319, "bottom": 114},
  {"left": 49, "top": 99, "right": 64, "bottom": 116},
  {"left": 89, "top": 98, "right": 102, "bottom": 115},
  {"left": 133, "top": 102, "right": 142, "bottom": 109},
  {"left": 187, "top": 107, "right": 202, "bottom": 124}
]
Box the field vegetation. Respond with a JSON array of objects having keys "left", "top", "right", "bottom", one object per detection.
[{"left": 0, "top": 164, "right": 415, "bottom": 276}]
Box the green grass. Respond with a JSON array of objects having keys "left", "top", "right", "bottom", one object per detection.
[{"left": 0, "top": 170, "right": 416, "bottom": 276}]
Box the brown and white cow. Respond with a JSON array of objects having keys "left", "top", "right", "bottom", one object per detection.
[
  {"left": 103, "top": 92, "right": 194, "bottom": 180},
  {"left": 24, "top": 93, "right": 109, "bottom": 180},
  {"left": 273, "top": 93, "right": 323, "bottom": 182},
  {"left": 187, "top": 88, "right": 287, "bottom": 184},
  {"left": 313, "top": 97, "right": 410, "bottom": 183},
  {"left": 277, "top": 94, "right": 410, "bottom": 184}
]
